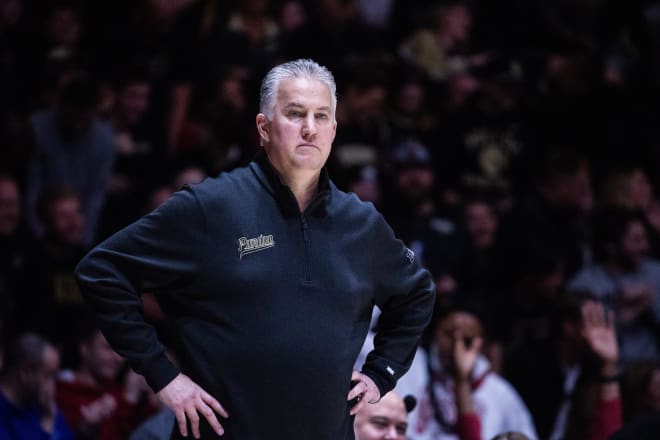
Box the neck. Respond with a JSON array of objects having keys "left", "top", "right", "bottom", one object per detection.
[{"left": 282, "top": 170, "right": 320, "bottom": 212}]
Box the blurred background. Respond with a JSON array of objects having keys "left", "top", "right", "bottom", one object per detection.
[{"left": 1, "top": 0, "right": 660, "bottom": 439}]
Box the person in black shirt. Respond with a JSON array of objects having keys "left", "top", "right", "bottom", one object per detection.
[{"left": 75, "top": 59, "right": 435, "bottom": 440}]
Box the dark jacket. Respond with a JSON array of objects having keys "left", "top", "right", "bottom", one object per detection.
[{"left": 75, "top": 152, "right": 435, "bottom": 439}]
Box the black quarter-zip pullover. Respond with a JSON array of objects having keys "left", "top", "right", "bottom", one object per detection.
[{"left": 75, "top": 151, "right": 435, "bottom": 439}]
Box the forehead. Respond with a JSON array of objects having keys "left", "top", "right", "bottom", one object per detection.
[
  {"left": 438, "top": 311, "right": 481, "bottom": 332},
  {"left": 276, "top": 77, "right": 333, "bottom": 109},
  {"left": 362, "top": 395, "right": 407, "bottom": 423}
]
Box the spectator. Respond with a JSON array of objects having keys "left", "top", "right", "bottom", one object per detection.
[
  {"left": 0, "top": 175, "right": 28, "bottom": 343},
  {"left": 25, "top": 74, "right": 116, "bottom": 246},
  {"left": 18, "top": 188, "right": 89, "bottom": 368},
  {"left": 354, "top": 390, "right": 414, "bottom": 440},
  {"left": 397, "top": 303, "right": 537, "bottom": 440},
  {"left": 600, "top": 166, "right": 660, "bottom": 257},
  {"left": 0, "top": 332, "right": 74, "bottom": 440},
  {"left": 496, "top": 149, "right": 593, "bottom": 288},
  {"left": 56, "top": 321, "right": 156, "bottom": 440},
  {"left": 398, "top": 1, "right": 486, "bottom": 82},
  {"left": 567, "top": 208, "right": 660, "bottom": 364},
  {"left": 505, "top": 296, "right": 623, "bottom": 440}
]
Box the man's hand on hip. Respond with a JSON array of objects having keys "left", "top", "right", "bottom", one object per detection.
[
  {"left": 347, "top": 371, "right": 381, "bottom": 416},
  {"left": 157, "top": 373, "right": 229, "bottom": 438}
]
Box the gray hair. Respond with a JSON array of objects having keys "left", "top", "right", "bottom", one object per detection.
[{"left": 259, "top": 59, "right": 337, "bottom": 119}]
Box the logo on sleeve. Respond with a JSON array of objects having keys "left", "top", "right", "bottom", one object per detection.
[
  {"left": 405, "top": 248, "right": 415, "bottom": 263},
  {"left": 238, "top": 234, "right": 275, "bottom": 259}
]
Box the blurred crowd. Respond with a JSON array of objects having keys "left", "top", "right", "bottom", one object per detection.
[{"left": 2, "top": 0, "right": 660, "bottom": 439}]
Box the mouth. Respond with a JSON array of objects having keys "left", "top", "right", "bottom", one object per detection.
[{"left": 297, "top": 143, "right": 318, "bottom": 149}]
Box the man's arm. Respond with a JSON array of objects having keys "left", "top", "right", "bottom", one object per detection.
[
  {"left": 361, "top": 214, "right": 435, "bottom": 397},
  {"left": 75, "top": 186, "right": 228, "bottom": 437}
]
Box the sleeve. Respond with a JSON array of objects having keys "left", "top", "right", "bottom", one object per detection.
[
  {"left": 589, "top": 397, "right": 622, "bottom": 440},
  {"left": 361, "top": 213, "right": 436, "bottom": 396},
  {"left": 74, "top": 186, "right": 207, "bottom": 392}
]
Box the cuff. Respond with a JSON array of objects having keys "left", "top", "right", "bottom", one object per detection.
[
  {"left": 360, "top": 366, "right": 396, "bottom": 398},
  {"left": 142, "top": 352, "right": 180, "bottom": 393}
]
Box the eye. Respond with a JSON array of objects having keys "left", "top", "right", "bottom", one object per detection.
[
  {"left": 315, "top": 113, "right": 329, "bottom": 120},
  {"left": 288, "top": 110, "right": 303, "bottom": 118}
]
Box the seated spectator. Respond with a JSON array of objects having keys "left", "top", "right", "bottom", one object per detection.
[
  {"left": 397, "top": 303, "right": 537, "bottom": 440},
  {"left": 567, "top": 208, "right": 660, "bottom": 364},
  {"left": 26, "top": 74, "right": 116, "bottom": 246},
  {"left": 505, "top": 296, "right": 623, "bottom": 440},
  {"left": 0, "top": 175, "right": 29, "bottom": 345},
  {"left": 17, "top": 188, "right": 89, "bottom": 368},
  {"left": 354, "top": 390, "right": 415, "bottom": 440},
  {"left": 600, "top": 166, "right": 660, "bottom": 257},
  {"left": 398, "top": 1, "right": 484, "bottom": 82},
  {"left": 0, "top": 332, "right": 73, "bottom": 439},
  {"left": 56, "top": 320, "right": 156, "bottom": 440}
]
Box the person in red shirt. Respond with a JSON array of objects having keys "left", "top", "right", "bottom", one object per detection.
[{"left": 55, "top": 319, "right": 157, "bottom": 439}]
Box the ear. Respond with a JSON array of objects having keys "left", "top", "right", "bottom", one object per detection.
[{"left": 256, "top": 113, "right": 270, "bottom": 144}]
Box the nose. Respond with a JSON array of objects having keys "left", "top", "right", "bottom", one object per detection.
[
  {"left": 301, "top": 113, "right": 317, "bottom": 138},
  {"left": 383, "top": 425, "right": 399, "bottom": 439}
]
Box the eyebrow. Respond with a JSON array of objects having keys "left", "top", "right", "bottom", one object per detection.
[{"left": 283, "top": 102, "right": 332, "bottom": 112}]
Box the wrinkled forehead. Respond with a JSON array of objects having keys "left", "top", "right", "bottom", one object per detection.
[{"left": 276, "top": 77, "right": 334, "bottom": 110}]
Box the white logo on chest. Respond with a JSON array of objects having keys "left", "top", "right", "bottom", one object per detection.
[{"left": 238, "top": 234, "right": 275, "bottom": 259}]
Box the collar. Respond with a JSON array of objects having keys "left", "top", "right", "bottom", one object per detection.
[{"left": 251, "top": 149, "right": 331, "bottom": 217}]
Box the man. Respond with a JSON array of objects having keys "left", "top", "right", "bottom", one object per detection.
[
  {"left": 0, "top": 333, "right": 73, "bottom": 439},
  {"left": 75, "top": 59, "right": 435, "bottom": 439},
  {"left": 354, "top": 391, "right": 413, "bottom": 440},
  {"left": 26, "top": 74, "right": 116, "bottom": 246},
  {"left": 18, "top": 188, "right": 88, "bottom": 368},
  {"left": 397, "top": 303, "right": 537, "bottom": 440},
  {"left": 56, "top": 322, "right": 157, "bottom": 439},
  {"left": 567, "top": 208, "right": 660, "bottom": 364}
]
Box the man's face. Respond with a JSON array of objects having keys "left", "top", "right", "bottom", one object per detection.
[
  {"left": 354, "top": 392, "right": 408, "bottom": 440},
  {"left": 82, "top": 331, "right": 124, "bottom": 383},
  {"left": 618, "top": 220, "right": 649, "bottom": 268},
  {"left": 257, "top": 77, "right": 336, "bottom": 177},
  {"left": 395, "top": 166, "right": 434, "bottom": 202},
  {"left": 118, "top": 82, "right": 150, "bottom": 125},
  {"left": 22, "top": 345, "right": 59, "bottom": 403},
  {"left": 47, "top": 196, "right": 85, "bottom": 245},
  {"left": 434, "top": 311, "right": 483, "bottom": 371},
  {"left": 0, "top": 178, "right": 20, "bottom": 237},
  {"left": 464, "top": 201, "right": 497, "bottom": 250}
]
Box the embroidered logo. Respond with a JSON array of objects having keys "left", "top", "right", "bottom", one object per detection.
[
  {"left": 405, "top": 247, "right": 415, "bottom": 263},
  {"left": 238, "top": 234, "right": 275, "bottom": 259}
]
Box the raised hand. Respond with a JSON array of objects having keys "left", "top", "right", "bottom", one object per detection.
[
  {"left": 157, "top": 373, "right": 229, "bottom": 438},
  {"left": 452, "top": 330, "right": 483, "bottom": 381},
  {"left": 581, "top": 300, "right": 618, "bottom": 367}
]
